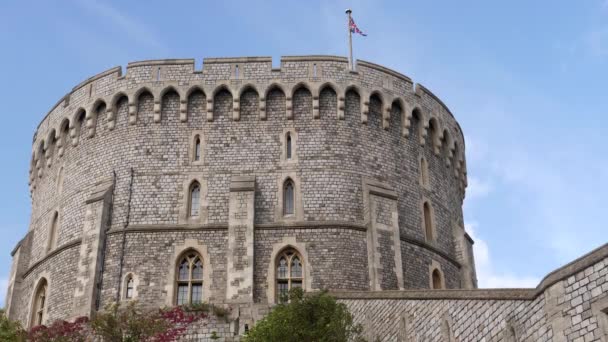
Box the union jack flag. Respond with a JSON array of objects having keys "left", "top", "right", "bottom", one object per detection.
[{"left": 349, "top": 17, "right": 367, "bottom": 36}]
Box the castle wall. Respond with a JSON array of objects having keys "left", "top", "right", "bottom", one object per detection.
[
  {"left": 337, "top": 244, "right": 608, "bottom": 342},
  {"left": 9, "top": 56, "right": 471, "bottom": 328}
]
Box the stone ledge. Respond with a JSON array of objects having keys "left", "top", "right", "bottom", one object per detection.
[
  {"left": 281, "top": 55, "right": 348, "bottom": 63},
  {"left": 22, "top": 239, "right": 82, "bottom": 278},
  {"left": 204, "top": 56, "right": 272, "bottom": 64},
  {"left": 331, "top": 288, "right": 536, "bottom": 300},
  {"left": 255, "top": 220, "right": 367, "bottom": 231},
  {"left": 107, "top": 223, "right": 229, "bottom": 235},
  {"left": 401, "top": 235, "right": 461, "bottom": 268},
  {"left": 357, "top": 59, "right": 413, "bottom": 83},
  {"left": 534, "top": 242, "right": 607, "bottom": 294},
  {"left": 127, "top": 59, "right": 195, "bottom": 67}
]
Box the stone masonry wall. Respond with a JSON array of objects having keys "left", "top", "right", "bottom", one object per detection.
[
  {"left": 337, "top": 244, "right": 608, "bottom": 342},
  {"left": 9, "top": 56, "right": 471, "bottom": 327}
]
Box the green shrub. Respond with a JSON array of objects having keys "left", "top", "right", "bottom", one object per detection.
[{"left": 243, "top": 289, "right": 366, "bottom": 342}]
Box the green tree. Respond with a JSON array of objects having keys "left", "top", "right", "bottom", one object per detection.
[
  {"left": 0, "top": 309, "right": 26, "bottom": 342},
  {"left": 243, "top": 289, "right": 366, "bottom": 342}
]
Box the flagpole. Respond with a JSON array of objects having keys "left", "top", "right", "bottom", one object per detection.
[{"left": 346, "top": 9, "right": 353, "bottom": 71}]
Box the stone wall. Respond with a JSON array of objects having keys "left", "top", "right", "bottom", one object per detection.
[
  {"left": 336, "top": 243, "right": 608, "bottom": 342},
  {"left": 7, "top": 56, "right": 471, "bottom": 330}
]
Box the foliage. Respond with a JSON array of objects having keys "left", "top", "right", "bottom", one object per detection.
[
  {"left": 0, "top": 309, "right": 26, "bottom": 342},
  {"left": 90, "top": 301, "right": 206, "bottom": 342},
  {"left": 243, "top": 289, "right": 366, "bottom": 342},
  {"left": 2, "top": 302, "right": 206, "bottom": 342},
  {"left": 28, "top": 317, "right": 89, "bottom": 342}
]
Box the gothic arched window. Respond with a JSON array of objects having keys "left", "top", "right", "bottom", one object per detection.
[
  {"left": 31, "top": 279, "right": 47, "bottom": 327},
  {"left": 276, "top": 248, "right": 304, "bottom": 302},
  {"left": 176, "top": 251, "right": 204, "bottom": 305},
  {"left": 125, "top": 275, "right": 134, "bottom": 299},
  {"left": 283, "top": 179, "right": 295, "bottom": 216},
  {"left": 189, "top": 182, "right": 201, "bottom": 217}
]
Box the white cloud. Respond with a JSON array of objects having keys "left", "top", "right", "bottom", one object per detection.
[{"left": 466, "top": 222, "right": 540, "bottom": 288}]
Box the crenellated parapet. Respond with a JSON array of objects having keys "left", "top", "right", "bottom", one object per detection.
[{"left": 29, "top": 56, "right": 467, "bottom": 197}]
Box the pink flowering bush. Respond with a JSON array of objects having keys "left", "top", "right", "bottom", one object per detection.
[{"left": 4, "top": 302, "right": 208, "bottom": 342}]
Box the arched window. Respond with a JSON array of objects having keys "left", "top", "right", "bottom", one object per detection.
[
  {"left": 276, "top": 248, "right": 304, "bottom": 302},
  {"left": 432, "top": 269, "right": 443, "bottom": 289},
  {"left": 189, "top": 182, "right": 200, "bottom": 217},
  {"left": 283, "top": 179, "right": 295, "bottom": 216},
  {"left": 175, "top": 251, "right": 204, "bottom": 305},
  {"left": 420, "top": 157, "right": 429, "bottom": 187},
  {"left": 194, "top": 136, "right": 201, "bottom": 162},
  {"left": 125, "top": 275, "right": 134, "bottom": 299},
  {"left": 47, "top": 212, "right": 59, "bottom": 252},
  {"left": 286, "top": 132, "right": 292, "bottom": 160},
  {"left": 31, "top": 279, "right": 47, "bottom": 327},
  {"left": 423, "top": 201, "right": 434, "bottom": 242}
]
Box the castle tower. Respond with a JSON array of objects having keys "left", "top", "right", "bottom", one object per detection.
[{"left": 6, "top": 56, "right": 475, "bottom": 333}]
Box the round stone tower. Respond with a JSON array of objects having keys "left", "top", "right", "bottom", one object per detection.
[{"left": 6, "top": 56, "right": 475, "bottom": 330}]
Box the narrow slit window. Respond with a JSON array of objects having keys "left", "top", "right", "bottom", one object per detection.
[
  {"left": 125, "top": 276, "right": 134, "bottom": 299},
  {"left": 284, "top": 179, "right": 294, "bottom": 216},
  {"left": 313, "top": 63, "right": 317, "bottom": 77},
  {"left": 194, "top": 137, "right": 201, "bottom": 161},
  {"left": 48, "top": 212, "right": 59, "bottom": 252},
  {"left": 156, "top": 67, "right": 161, "bottom": 81},
  {"left": 189, "top": 182, "right": 201, "bottom": 217},
  {"left": 424, "top": 202, "right": 433, "bottom": 241},
  {"left": 432, "top": 269, "right": 442, "bottom": 289},
  {"left": 235, "top": 65, "right": 239, "bottom": 79},
  {"left": 286, "top": 133, "right": 292, "bottom": 160}
]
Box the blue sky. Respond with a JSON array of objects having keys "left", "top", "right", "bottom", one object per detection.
[{"left": 0, "top": 0, "right": 606, "bottom": 304}]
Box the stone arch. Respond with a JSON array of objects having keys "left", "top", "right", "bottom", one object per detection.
[
  {"left": 453, "top": 142, "right": 462, "bottom": 177},
  {"left": 389, "top": 98, "right": 404, "bottom": 135},
  {"left": 291, "top": 82, "right": 313, "bottom": 120},
  {"left": 108, "top": 92, "right": 128, "bottom": 130},
  {"left": 264, "top": 83, "right": 287, "bottom": 100},
  {"left": 392, "top": 97, "right": 410, "bottom": 137},
  {"left": 133, "top": 87, "right": 154, "bottom": 124},
  {"left": 57, "top": 118, "right": 70, "bottom": 157},
  {"left": 318, "top": 83, "right": 338, "bottom": 120},
  {"left": 411, "top": 106, "right": 426, "bottom": 145},
  {"left": 264, "top": 83, "right": 286, "bottom": 121},
  {"left": 69, "top": 108, "right": 86, "bottom": 147},
  {"left": 368, "top": 90, "right": 384, "bottom": 129},
  {"left": 44, "top": 129, "right": 56, "bottom": 168},
  {"left": 238, "top": 84, "right": 259, "bottom": 121},
  {"left": 87, "top": 99, "right": 106, "bottom": 138},
  {"left": 212, "top": 84, "right": 233, "bottom": 121},
  {"left": 441, "top": 128, "right": 454, "bottom": 166},
  {"left": 428, "top": 117, "right": 441, "bottom": 155},
  {"left": 344, "top": 85, "right": 362, "bottom": 123},
  {"left": 186, "top": 86, "right": 206, "bottom": 124},
  {"left": 504, "top": 321, "right": 519, "bottom": 342},
  {"left": 266, "top": 237, "right": 312, "bottom": 305},
  {"left": 158, "top": 86, "right": 180, "bottom": 123}
]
